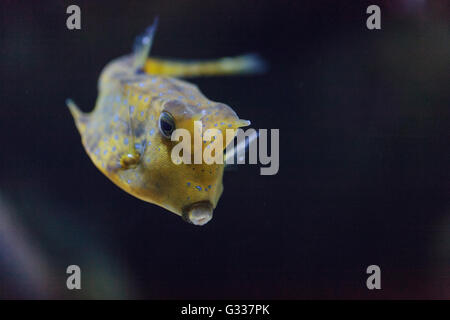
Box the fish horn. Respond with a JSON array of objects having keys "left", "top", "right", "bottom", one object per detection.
[
  {"left": 236, "top": 119, "right": 251, "bottom": 128},
  {"left": 67, "top": 98, "right": 88, "bottom": 134}
]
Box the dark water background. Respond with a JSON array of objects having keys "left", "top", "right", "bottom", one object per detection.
[{"left": 0, "top": 0, "right": 449, "bottom": 299}]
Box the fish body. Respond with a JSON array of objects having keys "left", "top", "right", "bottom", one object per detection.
[{"left": 68, "top": 20, "right": 262, "bottom": 225}]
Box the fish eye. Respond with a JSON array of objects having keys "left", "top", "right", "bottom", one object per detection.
[{"left": 158, "top": 111, "right": 175, "bottom": 138}]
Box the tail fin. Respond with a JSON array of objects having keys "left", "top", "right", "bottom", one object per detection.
[
  {"left": 67, "top": 98, "right": 88, "bottom": 134},
  {"left": 144, "top": 53, "right": 267, "bottom": 78}
]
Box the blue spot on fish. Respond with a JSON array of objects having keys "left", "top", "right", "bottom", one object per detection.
[
  {"left": 124, "top": 138, "right": 129, "bottom": 145},
  {"left": 195, "top": 186, "right": 202, "bottom": 191}
]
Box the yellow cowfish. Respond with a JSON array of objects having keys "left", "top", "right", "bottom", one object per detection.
[{"left": 67, "top": 19, "right": 264, "bottom": 225}]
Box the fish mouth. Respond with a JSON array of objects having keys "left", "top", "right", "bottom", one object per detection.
[{"left": 182, "top": 201, "right": 213, "bottom": 226}]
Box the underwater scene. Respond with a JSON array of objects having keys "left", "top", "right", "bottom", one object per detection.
[{"left": 0, "top": 0, "right": 449, "bottom": 300}]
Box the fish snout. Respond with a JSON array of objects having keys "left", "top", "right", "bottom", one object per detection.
[{"left": 182, "top": 201, "right": 213, "bottom": 226}]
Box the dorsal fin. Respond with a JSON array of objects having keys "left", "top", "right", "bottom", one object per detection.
[{"left": 133, "top": 17, "right": 159, "bottom": 70}]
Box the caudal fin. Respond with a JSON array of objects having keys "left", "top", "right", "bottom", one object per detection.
[{"left": 144, "top": 53, "right": 267, "bottom": 78}]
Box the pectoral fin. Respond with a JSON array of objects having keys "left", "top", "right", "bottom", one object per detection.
[{"left": 224, "top": 128, "right": 258, "bottom": 166}]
